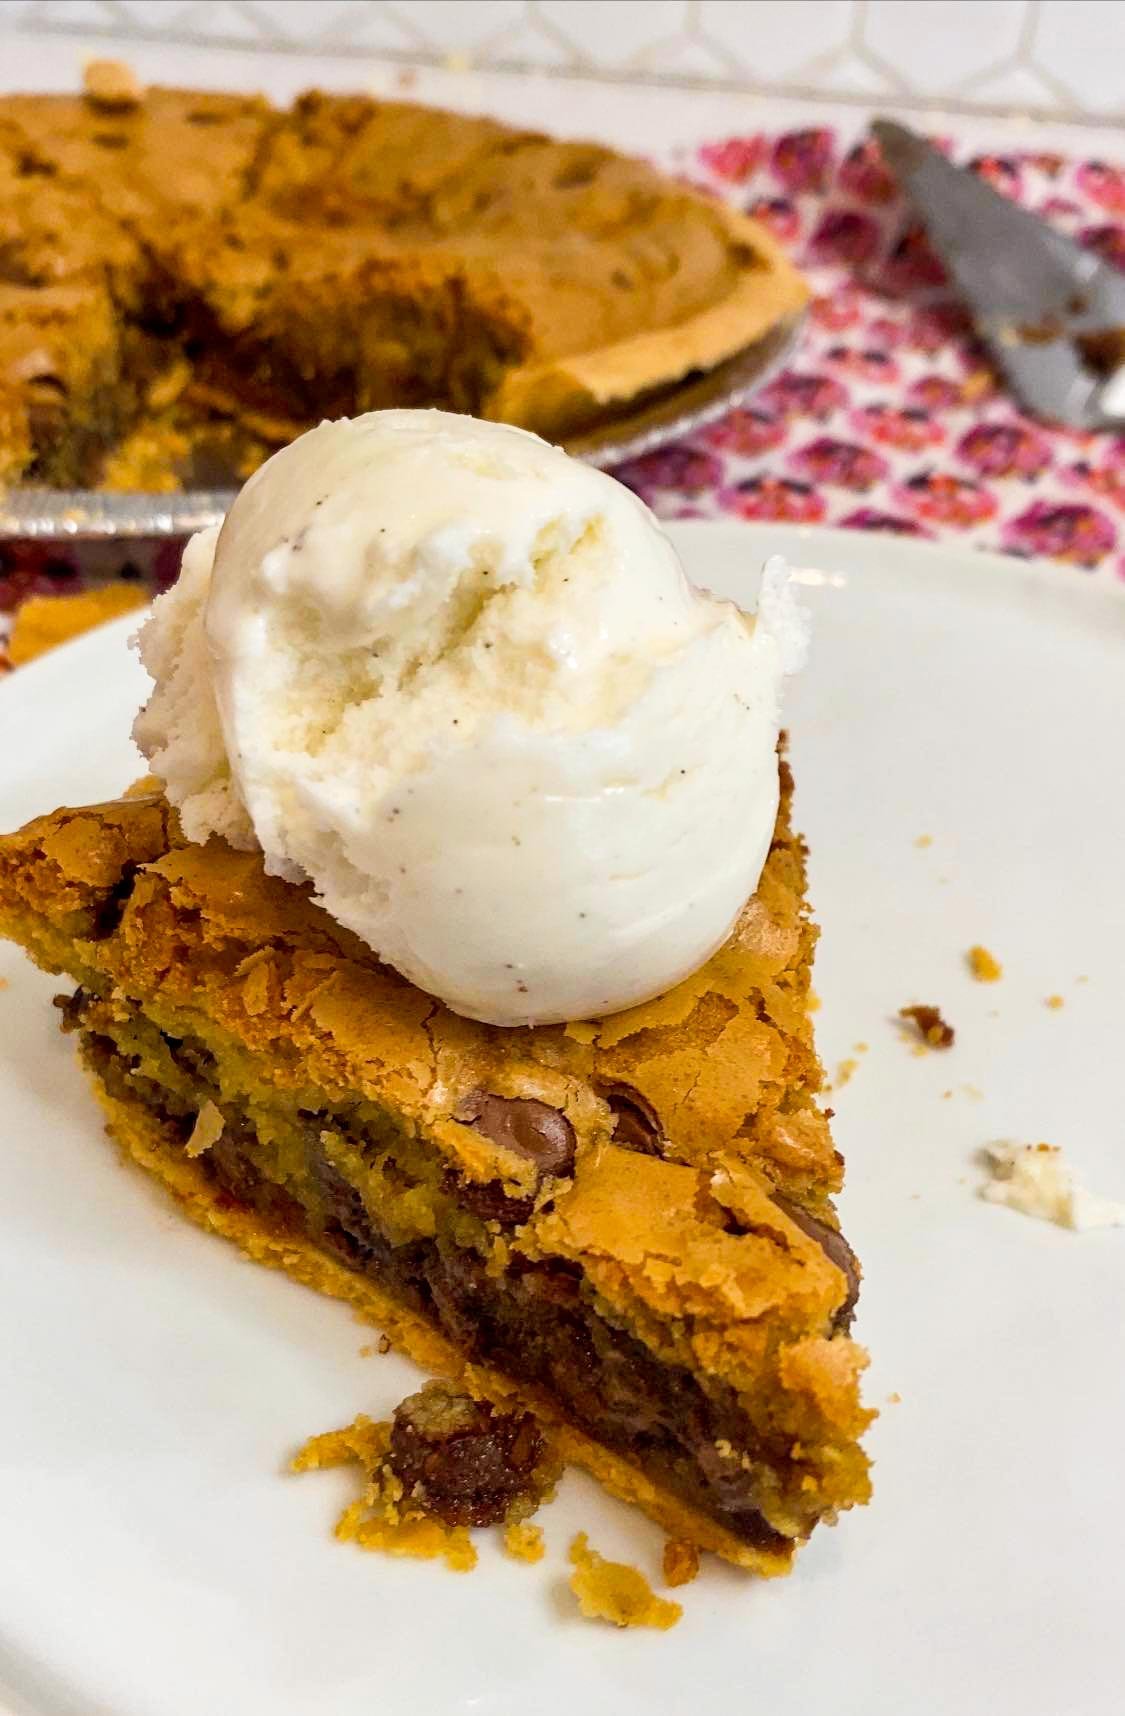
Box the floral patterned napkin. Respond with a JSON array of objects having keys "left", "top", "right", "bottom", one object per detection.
[{"left": 613, "top": 128, "right": 1125, "bottom": 577}]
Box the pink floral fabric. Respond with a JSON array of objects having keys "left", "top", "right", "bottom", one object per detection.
[
  {"left": 610, "top": 128, "right": 1125, "bottom": 578},
  {"left": 4, "top": 124, "right": 1125, "bottom": 670}
]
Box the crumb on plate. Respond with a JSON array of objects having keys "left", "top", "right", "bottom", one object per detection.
[
  {"left": 914, "top": 834, "right": 933, "bottom": 849},
  {"left": 967, "top": 945, "right": 1002, "bottom": 982},
  {"left": 291, "top": 1412, "right": 477, "bottom": 1572},
  {"left": 662, "top": 1539, "right": 701, "bottom": 1588},
  {"left": 504, "top": 1521, "right": 546, "bottom": 1564},
  {"left": 979, "top": 1142, "right": 1125, "bottom": 1232},
  {"left": 886, "top": 1392, "right": 902, "bottom": 1405},
  {"left": 357, "top": 1335, "right": 392, "bottom": 1356},
  {"left": 1045, "top": 994, "right": 1065, "bottom": 1010},
  {"left": 899, "top": 1003, "right": 955, "bottom": 1049},
  {"left": 833, "top": 1057, "right": 859, "bottom": 1089},
  {"left": 568, "top": 1533, "right": 682, "bottom": 1630},
  {"left": 292, "top": 1384, "right": 558, "bottom": 1574}
]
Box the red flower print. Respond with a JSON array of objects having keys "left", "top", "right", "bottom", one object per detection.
[
  {"left": 1081, "top": 224, "right": 1125, "bottom": 271},
  {"left": 838, "top": 138, "right": 898, "bottom": 204},
  {"left": 822, "top": 344, "right": 901, "bottom": 384},
  {"left": 757, "top": 369, "right": 849, "bottom": 420},
  {"left": 956, "top": 421, "right": 1052, "bottom": 480},
  {"left": 851, "top": 404, "right": 945, "bottom": 451},
  {"left": 1024, "top": 152, "right": 1065, "bottom": 178},
  {"left": 1002, "top": 500, "right": 1116, "bottom": 566},
  {"left": 907, "top": 374, "right": 967, "bottom": 410},
  {"left": 1043, "top": 420, "right": 1099, "bottom": 449},
  {"left": 1061, "top": 459, "right": 1125, "bottom": 511},
  {"left": 788, "top": 437, "right": 889, "bottom": 491},
  {"left": 699, "top": 135, "right": 767, "bottom": 184},
  {"left": 746, "top": 195, "right": 802, "bottom": 244},
  {"left": 770, "top": 129, "right": 835, "bottom": 195},
  {"left": 866, "top": 314, "right": 912, "bottom": 350},
  {"left": 968, "top": 154, "right": 1022, "bottom": 196},
  {"left": 896, "top": 471, "right": 998, "bottom": 528},
  {"left": 723, "top": 476, "right": 828, "bottom": 524},
  {"left": 613, "top": 445, "right": 724, "bottom": 496},
  {"left": 1077, "top": 161, "right": 1125, "bottom": 217},
  {"left": 839, "top": 508, "right": 931, "bottom": 536},
  {"left": 810, "top": 288, "right": 863, "bottom": 331},
  {"left": 806, "top": 209, "right": 882, "bottom": 266},
  {"left": 1038, "top": 196, "right": 1082, "bottom": 223},
  {"left": 703, "top": 409, "right": 786, "bottom": 457},
  {"left": 904, "top": 304, "right": 973, "bottom": 353},
  {"left": 880, "top": 224, "right": 949, "bottom": 292}
]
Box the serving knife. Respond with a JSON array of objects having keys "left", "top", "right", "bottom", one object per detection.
[{"left": 874, "top": 118, "right": 1125, "bottom": 429}]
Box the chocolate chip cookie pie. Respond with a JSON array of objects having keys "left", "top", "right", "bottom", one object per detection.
[
  {"left": 0, "top": 68, "right": 806, "bottom": 489},
  {"left": 0, "top": 759, "right": 871, "bottom": 1575}
]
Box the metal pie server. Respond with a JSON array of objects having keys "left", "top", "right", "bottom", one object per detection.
[{"left": 874, "top": 118, "right": 1125, "bottom": 428}]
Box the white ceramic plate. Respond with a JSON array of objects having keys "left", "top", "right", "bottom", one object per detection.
[{"left": 2, "top": 522, "right": 1124, "bottom": 1716}]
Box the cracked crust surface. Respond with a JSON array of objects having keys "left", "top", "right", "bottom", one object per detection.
[{"left": 0, "top": 761, "right": 871, "bottom": 1567}]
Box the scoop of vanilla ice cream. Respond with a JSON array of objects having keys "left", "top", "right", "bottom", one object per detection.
[{"left": 134, "top": 410, "right": 807, "bottom": 1026}]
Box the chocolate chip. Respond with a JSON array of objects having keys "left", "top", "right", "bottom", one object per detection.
[
  {"left": 0, "top": 246, "right": 39, "bottom": 288},
  {"left": 553, "top": 158, "right": 597, "bottom": 189},
  {"left": 772, "top": 1194, "right": 860, "bottom": 1333},
  {"left": 898, "top": 1003, "right": 955, "bottom": 1048},
  {"left": 445, "top": 1169, "right": 535, "bottom": 1229},
  {"left": 388, "top": 1381, "right": 545, "bottom": 1528},
  {"left": 87, "top": 864, "right": 138, "bottom": 939},
  {"left": 596, "top": 1081, "right": 664, "bottom": 1156},
  {"left": 53, "top": 986, "right": 92, "bottom": 1033},
  {"left": 456, "top": 1092, "right": 576, "bottom": 1178}
]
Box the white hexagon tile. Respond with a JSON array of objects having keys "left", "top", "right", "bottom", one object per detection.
[{"left": 0, "top": 0, "right": 1122, "bottom": 121}]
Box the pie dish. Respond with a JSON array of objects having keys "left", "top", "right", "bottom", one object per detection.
[
  {"left": 0, "top": 72, "right": 807, "bottom": 490},
  {"left": 0, "top": 758, "right": 870, "bottom": 1574}
]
